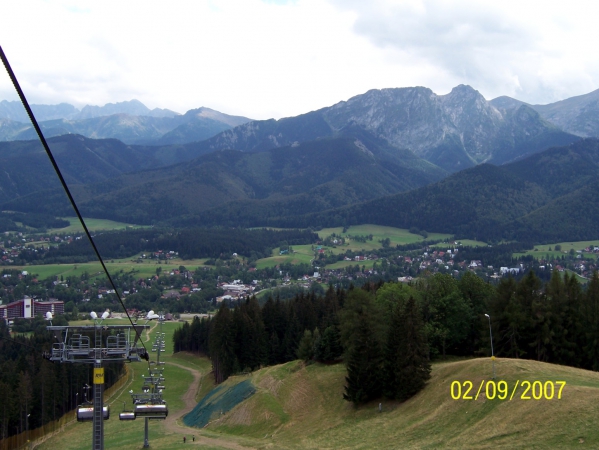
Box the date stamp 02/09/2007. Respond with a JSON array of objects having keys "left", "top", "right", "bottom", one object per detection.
[{"left": 450, "top": 380, "right": 566, "bottom": 401}]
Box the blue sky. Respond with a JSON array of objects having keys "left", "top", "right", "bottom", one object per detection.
[{"left": 1, "top": 0, "right": 598, "bottom": 120}]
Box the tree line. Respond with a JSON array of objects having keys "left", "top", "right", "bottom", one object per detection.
[
  {"left": 15, "top": 227, "right": 318, "bottom": 263},
  {"left": 174, "top": 270, "right": 599, "bottom": 406}
]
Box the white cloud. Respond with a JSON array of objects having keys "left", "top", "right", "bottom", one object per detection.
[
  {"left": 330, "top": 0, "right": 599, "bottom": 104},
  {"left": 1, "top": 0, "right": 598, "bottom": 119}
]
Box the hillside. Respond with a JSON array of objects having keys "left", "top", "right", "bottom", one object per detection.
[
  {"left": 269, "top": 138, "right": 599, "bottom": 242},
  {"left": 2, "top": 134, "right": 446, "bottom": 225},
  {"left": 6, "top": 136, "right": 599, "bottom": 242},
  {"left": 187, "top": 357, "right": 599, "bottom": 449},
  {"left": 0, "top": 133, "right": 266, "bottom": 207}
]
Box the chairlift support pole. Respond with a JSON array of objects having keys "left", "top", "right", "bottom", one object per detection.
[{"left": 45, "top": 324, "right": 149, "bottom": 450}]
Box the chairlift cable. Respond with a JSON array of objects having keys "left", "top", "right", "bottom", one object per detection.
[{"left": 0, "top": 45, "right": 149, "bottom": 361}]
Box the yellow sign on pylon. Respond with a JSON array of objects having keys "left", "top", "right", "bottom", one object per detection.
[{"left": 94, "top": 368, "right": 105, "bottom": 384}]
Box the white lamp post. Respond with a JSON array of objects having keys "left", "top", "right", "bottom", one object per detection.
[{"left": 484, "top": 314, "right": 495, "bottom": 379}]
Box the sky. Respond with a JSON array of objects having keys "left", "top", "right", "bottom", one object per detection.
[{"left": 1, "top": 0, "right": 598, "bottom": 120}]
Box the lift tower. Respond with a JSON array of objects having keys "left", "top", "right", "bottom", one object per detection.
[{"left": 46, "top": 323, "right": 149, "bottom": 450}]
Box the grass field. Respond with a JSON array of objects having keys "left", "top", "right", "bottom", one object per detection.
[
  {"left": 255, "top": 245, "right": 314, "bottom": 269},
  {"left": 319, "top": 224, "right": 452, "bottom": 252},
  {"left": 46, "top": 217, "right": 147, "bottom": 234},
  {"left": 14, "top": 258, "right": 209, "bottom": 281},
  {"left": 514, "top": 240, "right": 599, "bottom": 260},
  {"left": 255, "top": 225, "right": 454, "bottom": 270},
  {"left": 431, "top": 238, "right": 488, "bottom": 248}
]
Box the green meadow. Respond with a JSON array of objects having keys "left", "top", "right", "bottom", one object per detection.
[
  {"left": 255, "top": 225, "right": 453, "bottom": 270},
  {"left": 514, "top": 240, "right": 599, "bottom": 260},
  {"left": 318, "top": 224, "right": 452, "bottom": 252},
  {"left": 255, "top": 245, "right": 315, "bottom": 269},
  {"left": 14, "top": 258, "right": 209, "bottom": 281},
  {"left": 46, "top": 217, "right": 147, "bottom": 234}
]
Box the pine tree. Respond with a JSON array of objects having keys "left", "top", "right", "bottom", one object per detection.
[
  {"left": 296, "top": 330, "right": 315, "bottom": 362},
  {"left": 383, "top": 297, "right": 430, "bottom": 400},
  {"left": 343, "top": 318, "right": 382, "bottom": 405},
  {"left": 545, "top": 270, "right": 579, "bottom": 365},
  {"left": 314, "top": 325, "right": 343, "bottom": 362},
  {"left": 583, "top": 271, "right": 599, "bottom": 370},
  {"left": 209, "top": 303, "right": 238, "bottom": 384}
]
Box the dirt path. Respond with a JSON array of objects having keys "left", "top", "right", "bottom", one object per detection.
[
  {"left": 145, "top": 320, "right": 158, "bottom": 342},
  {"left": 163, "top": 362, "right": 255, "bottom": 450}
]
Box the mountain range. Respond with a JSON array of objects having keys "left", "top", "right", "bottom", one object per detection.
[
  {"left": 183, "top": 85, "right": 579, "bottom": 172},
  {"left": 0, "top": 100, "right": 251, "bottom": 145},
  {"left": 3, "top": 84, "right": 599, "bottom": 243}
]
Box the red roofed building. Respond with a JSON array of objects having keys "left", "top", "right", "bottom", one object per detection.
[{"left": 0, "top": 297, "right": 64, "bottom": 321}]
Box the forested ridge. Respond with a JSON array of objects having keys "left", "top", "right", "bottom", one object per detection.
[
  {"left": 4, "top": 137, "right": 599, "bottom": 244},
  {"left": 174, "top": 270, "right": 599, "bottom": 405},
  {"left": 1, "top": 135, "right": 445, "bottom": 226},
  {"left": 257, "top": 138, "right": 599, "bottom": 243}
]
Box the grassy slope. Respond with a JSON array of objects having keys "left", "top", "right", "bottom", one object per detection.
[
  {"left": 32, "top": 317, "right": 599, "bottom": 449},
  {"left": 47, "top": 217, "right": 146, "bottom": 233},
  {"left": 255, "top": 245, "right": 315, "bottom": 269},
  {"left": 205, "top": 358, "right": 599, "bottom": 449}
]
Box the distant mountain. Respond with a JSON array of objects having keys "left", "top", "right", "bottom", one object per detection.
[
  {"left": 0, "top": 99, "right": 176, "bottom": 122},
  {"left": 0, "top": 134, "right": 165, "bottom": 205},
  {"left": 2, "top": 133, "right": 447, "bottom": 225},
  {"left": 0, "top": 100, "right": 252, "bottom": 145},
  {"left": 491, "top": 89, "right": 599, "bottom": 138},
  {"left": 0, "top": 118, "right": 30, "bottom": 140},
  {"left": 1, "top": 87, "right": 581, "bottom": 157},
  {"left": 76, "top": 99, "right": 178, "bottom": 119},
  {"left": 0, "top": 133, "right": 263, "bottom": 205},
  {"left": 281, "top": 138, "right": 599, "bottom": 242},
  {"left": 2, "top": 115, "right": 180, "bottom": 143},
  {"left": 191, "top": 85, "right": 578, "bottom": 172},
  {"left": 155, "top": 108, "right": 251, "bottom": 145},
  {"left": 0, "top": 100, "right": 79, "bottom": 122}
]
